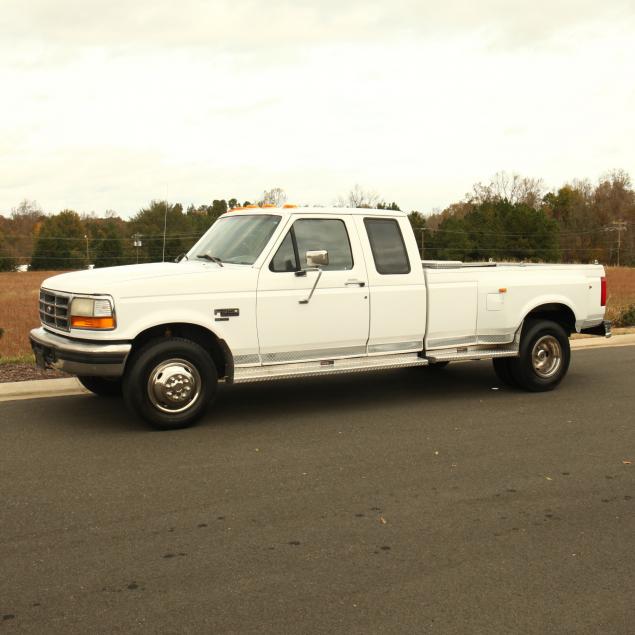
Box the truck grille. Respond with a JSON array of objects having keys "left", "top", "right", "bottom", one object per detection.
[{"left": 39, "top": 289, "right": 71, "bottom": 332}]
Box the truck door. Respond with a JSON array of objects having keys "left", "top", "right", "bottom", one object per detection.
[
  {"left": 354, "top": 215, "right": 427, "bottom": 354},
  {"left": 256, "top": 215, "right": 370, "bottom": 364}
]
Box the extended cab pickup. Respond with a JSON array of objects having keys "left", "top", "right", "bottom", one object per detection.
[{"left": 30, "top": 206, "right": 611, "bottom": 429}]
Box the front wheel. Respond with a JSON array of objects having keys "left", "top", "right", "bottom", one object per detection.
[
  {"left": 78, "top": 375, "right": 123, "bottom": 397},
  {"left": 123, "top": 337, "right": 218, "bottom": 430},
  {"left": 508, "top": 320, "right": 570, "bottom": 392}
]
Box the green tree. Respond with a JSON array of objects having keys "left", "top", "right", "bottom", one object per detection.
[
  {"left": 0, "top": 229, "right": 16, "bottom": 271},
  {"left": 129, "top": 201, "right": 194, "bottom": 263},
  {"left": 430, "top": 200, "right": 559, "bottom": 262},
  {"left": 94, "top": 219, "right": 125, "bottom": 268},
  {"left": 31, "top": 210, "right": 86, "bottom": 270},
  {"left": 377, "top": 201, "right": 401, "bottom": 211},
  {"left": 543, "top": 183, "right": 599, "bottom": 262},
  {"left": 211, "top": 199, "right": 228, "bottom": 217},
  {"left": 407, "top": 211, "right": 426, "bottom": 257},
  {"left": 431, "top": 216, "right": 473, "bottom": 261}
]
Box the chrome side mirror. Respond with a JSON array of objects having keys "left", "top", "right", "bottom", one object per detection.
[
  {"left": 306, "top": 250, "right": 329, "bottom": 267},
  {"left": 299, "top": 250, "right": 328, "bottom": 305}
]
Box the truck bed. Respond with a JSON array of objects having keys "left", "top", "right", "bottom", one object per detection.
[{"left": 421, "top": 260, "right": 606, "bottom": 351}]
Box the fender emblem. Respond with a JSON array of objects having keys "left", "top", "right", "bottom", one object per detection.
[{"left": 214, "top": 308, "right": 239, "bottom": 321}]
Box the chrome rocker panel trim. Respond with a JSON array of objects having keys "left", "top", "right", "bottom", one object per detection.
[{"left": 231, "top": 352, "right": 429, "bottom": 384}]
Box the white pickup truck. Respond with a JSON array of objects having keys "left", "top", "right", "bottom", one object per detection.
[{"left": 30, "top": 205, "right": 611, "bottom": 429}]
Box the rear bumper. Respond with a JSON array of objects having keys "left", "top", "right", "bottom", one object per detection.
[
  {"left": 29, "top": 327, "right": 131, "bottom": 377},
  {"left": 580, "top": 320, "right": 612, "bottom": 338}
]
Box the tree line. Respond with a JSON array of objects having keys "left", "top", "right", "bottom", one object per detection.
[
  {"left": 0, "top": 173, "right": 633, "bottom": 271},
  {"left": 409, "top": 170, "right": 634, "bottom": 265}
]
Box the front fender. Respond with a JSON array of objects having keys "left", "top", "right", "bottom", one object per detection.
[{"left": 114, "top": 295, "right": 259, "bottom": 360}]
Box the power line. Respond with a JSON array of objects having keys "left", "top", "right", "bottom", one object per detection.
[
  {"left": 603, "top": 220, "right": 629, "bottom": 266},
  {"left": 424, "top": 226, "right": 624, "bottom": 237},
  {"left": 0, "top": 232, "right": 205, "bottom": 241}
]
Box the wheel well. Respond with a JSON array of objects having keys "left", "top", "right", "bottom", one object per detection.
[
  {"left": 129, "top": 323, "right": 229, "bottom": 377},
  {"left": 524, "top": 303, "right": 576, "bottom": 335}
]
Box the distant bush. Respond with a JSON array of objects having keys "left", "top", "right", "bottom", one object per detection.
[{"left": 616, "top": 304, "right": 635, "bottom": 327}]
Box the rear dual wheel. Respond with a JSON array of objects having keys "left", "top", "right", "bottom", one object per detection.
[{"left": 493, "top": 320, "right": 570, "bottom": 392}]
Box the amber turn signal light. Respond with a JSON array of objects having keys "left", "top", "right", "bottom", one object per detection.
[{"left": 70, "top": 316, "right": 116, "bottom": 329}]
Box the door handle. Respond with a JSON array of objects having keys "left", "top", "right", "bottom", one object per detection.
[{"left": 345, "top": 279, "right": 366, "bottom": 287}]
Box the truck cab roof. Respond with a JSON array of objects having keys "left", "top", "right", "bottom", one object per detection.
[{"left": 225, "top": 205, "right": 407, "bottom": 218}]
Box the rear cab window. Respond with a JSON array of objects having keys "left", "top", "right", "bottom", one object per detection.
[{"left": 363, "top": 218, "right": 411, "bottom": 274}]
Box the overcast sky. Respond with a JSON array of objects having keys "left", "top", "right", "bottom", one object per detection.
[{"left": 1, "top": 0, "right": 634, "bottom": 217}]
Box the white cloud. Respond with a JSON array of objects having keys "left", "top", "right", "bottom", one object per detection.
[{"left": 1, "top": 0, "right": 634, "bottom": 215}]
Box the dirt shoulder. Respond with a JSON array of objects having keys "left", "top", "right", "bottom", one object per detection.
[{"left": 0, "top": 363, "right": 69, "bottom": 383}]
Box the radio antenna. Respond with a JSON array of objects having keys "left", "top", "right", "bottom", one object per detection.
[{"left": 162, "top": 183, "right": 169, "bottom": 262}]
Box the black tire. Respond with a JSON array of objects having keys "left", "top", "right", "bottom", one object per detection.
[
  {"left": 492, "top": 358, "right": 519, "bottom": 388},
  {"left": 427, "top": 361, "right": 450, "bottom": 369},
  {"left": 508, "top": 320, "right": 570, "bottom": 392},
  {"left": 123, "top": 337, "right": 218, "bottom": 430},
  {"left": 78, "top": 375, "right": 123, "bottom": 397}
]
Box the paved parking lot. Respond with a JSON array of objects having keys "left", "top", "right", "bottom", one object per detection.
[{"left": 1, "top": 346, "right": 634, "bottom": 634}]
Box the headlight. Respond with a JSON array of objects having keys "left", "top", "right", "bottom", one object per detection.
[{"left": 70, "top": 297, "right": 116, "bottom": 329}]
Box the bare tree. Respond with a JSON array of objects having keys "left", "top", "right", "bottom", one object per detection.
[
  {"left": 600, "top": 168, "right": 632, "bottom": 190},
  {"left": 469, "top": 172, "right": 544, "bottom": 209},
  {"left": 259, "top": 188, "right": 287, "bottom": 207},
  {"left": 9, "top": 199, "right": 44, "bottom": 263},
  {"left": 11, "top": 199, "right": 42, "bottom": 220},
  {"left": 337, "top": 184, "right": 380, "bottom": 208}
]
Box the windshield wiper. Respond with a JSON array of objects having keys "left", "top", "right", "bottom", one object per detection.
[{"left": 196, "top": 254, "right": 223, "bottom": 266}]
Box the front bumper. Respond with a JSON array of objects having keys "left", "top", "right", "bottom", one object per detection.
[
  {"left": 580, "top": 320, "right": 612, "bottom": 338},
  {"left": 30, "top": 327, "right": 131, "bottom": 377}
]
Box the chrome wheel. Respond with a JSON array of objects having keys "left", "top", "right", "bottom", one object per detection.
[
  {"left": 147, "top": 358, "right": 201, "bottom": 414},
  {"left": 531, "top": 335, "right": 562, "bottom": 379}
]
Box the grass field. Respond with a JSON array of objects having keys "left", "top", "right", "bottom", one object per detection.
[
  {"left": 1, "top": 267, "right": 634, "bottom": 361},
  {"left": 0, "top": 271, "right": 66, "bottom": 360}
]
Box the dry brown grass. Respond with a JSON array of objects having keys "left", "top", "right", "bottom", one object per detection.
[
  {"left": 1, "top": 267, "right": 634, "bottom": 360},
  {"left": 605, "top": 267, "right": 635, "bottom": 324},
  {"left": 0, "top": 272, "right": 66, "bottom": 359}
]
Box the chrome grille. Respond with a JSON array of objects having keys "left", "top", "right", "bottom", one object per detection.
[{"left": 39, "top": 289, "right": 71, "bottom": 331}]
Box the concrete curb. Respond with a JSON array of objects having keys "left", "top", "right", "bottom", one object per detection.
[
  {"left": 570, "top": 333, "right": 635, "bottom": 350},
  {"left": 1, "top": 334, "right": 634, "bottom": 403},
  {"left": 0, "top": 377, "right": 89, "bottom": 402}
]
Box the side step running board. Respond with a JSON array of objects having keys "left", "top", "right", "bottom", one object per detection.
[
  {"left": 426, "top": 347, "right": 518, "bottom": 363},
  {"left": 231, "top": 353, "right": 428, "bottom": 384}
]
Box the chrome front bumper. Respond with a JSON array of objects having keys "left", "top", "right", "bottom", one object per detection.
[{"left": 29, "top": 327, "right": 131, "bottom": 377}]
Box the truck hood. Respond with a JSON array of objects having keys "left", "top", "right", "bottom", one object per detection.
[{"left": 42, "top": 261, "right": 250, "bottom": 296}]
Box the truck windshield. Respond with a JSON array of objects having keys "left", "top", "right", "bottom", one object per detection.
[{"left": 190, "top": 214, "right": 281, "bottom": 265}]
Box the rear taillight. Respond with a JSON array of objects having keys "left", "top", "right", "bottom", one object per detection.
[{"left": 601, "top": 276, "right": 607, "bottom": 307}]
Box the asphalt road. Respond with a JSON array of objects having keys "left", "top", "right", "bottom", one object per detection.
[{"left": 1, "top": 346, "right": 634, "bottom": 634}]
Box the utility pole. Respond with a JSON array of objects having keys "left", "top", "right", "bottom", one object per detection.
[
  {"left": 84, "top": 234, "right": 89, "bottom": 265},
  {"left": 420, "top": 228, "right": 425, "bottom": 259},
  {"left": 133, "top": 233, "right": 143, "bottom": 264},
  {"left": 605, "top": 220, "right": 628, "bottom": 266}
]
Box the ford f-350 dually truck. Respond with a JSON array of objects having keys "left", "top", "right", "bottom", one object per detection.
[{"left": 30, "top": 205, "right": 611, "bottom": 429}]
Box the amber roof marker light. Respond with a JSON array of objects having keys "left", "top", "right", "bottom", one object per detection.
[{"left": 229, "top": 203, "right": 298, "bottom": 212}]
